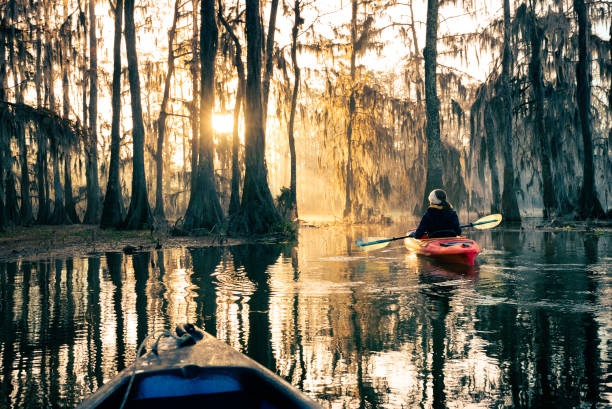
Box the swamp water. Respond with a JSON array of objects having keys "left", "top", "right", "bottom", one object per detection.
[{"left": 0, "top": 226, "right": 611, "bottom": 408}]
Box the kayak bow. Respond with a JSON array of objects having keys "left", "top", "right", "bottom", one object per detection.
[{"left": 76, "top": 324, "right": 321, "bottom": 409}]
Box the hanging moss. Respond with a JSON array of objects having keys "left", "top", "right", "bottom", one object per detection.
[{"left": 0, "top": 101, "right": 86, "bottom": 226}]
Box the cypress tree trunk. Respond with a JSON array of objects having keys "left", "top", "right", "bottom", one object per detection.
[
  {"left": 261, "top": 0, "right": 279, "bottom": 135},
  {"left": 122, "top": 0, "right": 154, "bottom": 229},
  {"left": 183, "top": 0, "right": 224, "bottom": 231},
  {"left": 45, "top": 39, "right": 68, "bottom": 224},
  {"left": 154, "top": 0, "right": 179, "bottom": 222},
  {"left": 528, "top": 10, "right": 557, "bottom": 218},
  {"left": 0, "top": 16, "right": 6, "bottom": 228},
  {"left": 484, "top": 105, "right": 501, "bottom": 213},
  {"left": 33, "top": 4, "right": 48, "bottom": 223},
  {"left": 229, "top": 0, "right": 281, "bottom": 235},
  {"left": 409, "top": 0, "right": 419, "bottom": 55},
  {"left": 64, "top": 151, "right": 79, "bottom": 223},
  {"left": 0, "top": 16, "right": 6, "bottom": 102},
  {"left": 101, "top": 0, "right": 124, "bottom": 229},
  {"left": 190, "top": 1, "right": 200, "bottom": 193},
  {"left": 35, "top": 7, "right": 42, "bottom": 109},
  {"left": 422, "top": 0, "right": 443, "bottom": 212},
  {"left": 84, "top": 0, "right": 100, "bottom": 224},
  {"left": 18, "top": 121, "right": 33, "bottom": 224},
  {"left": 228, "top": 72, "right": 244, "bottom": 218},
  {"left": 80, "top": 8, "right": 88, "bottom": 133},
  {"left": 4, "top": 167, "right": 19, "bottom": 225},
  {"left": 62, "top": 0, "right": 78, "bottom": 224},
  {"left": 287, "top": 0, "right": 301, "bottom": 221},
  {"left": 0, "top": 173, "right": 5, "bottom": 229},
  {"left": 575, "top": 0, "right": 604, "bottom": 219},
  {"left": 500, "top": 0, "right": 521, "bottom": 222},
  {"left": 501, "top": 0, "right": 521, "bottom": 223},
  {"left": 0, "top": 157, "right": 4, "bottom": 229},
  {"left": 36, "top": 130, "right": 50, "bottom": 223},
  {"left": 48, "top": 32, "right": 69, "bottom": 226},
  {"left": 43, "top": 14, "right": 66, "bottom": 224},
  {"left": 218, "top": 5, "right": 244, "bottom": 217},
  {"left": 343, "top": 0, "right": 358, "bottom": 219},
  {"left": 12, "top": 45, "right": 33, "bottom": 225},
  {"left": 50, "top": 133, "right": 70, "bottom": 224}
]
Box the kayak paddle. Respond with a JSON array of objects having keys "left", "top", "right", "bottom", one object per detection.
[{"left": 355, "top": 213, "right": 503, "bottom": 250}]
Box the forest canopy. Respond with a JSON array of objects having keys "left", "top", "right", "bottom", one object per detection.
[{"left": 0, "top": 0, "right": 610, "bottom": 232}]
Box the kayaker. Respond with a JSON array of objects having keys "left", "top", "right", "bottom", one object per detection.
[{"left": 408, "top": 189, "right": 461, "bottom": 238}]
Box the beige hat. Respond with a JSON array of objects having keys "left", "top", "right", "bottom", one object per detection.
[{"left": 428, "top": 189, "right": 447, "bottom": 205}]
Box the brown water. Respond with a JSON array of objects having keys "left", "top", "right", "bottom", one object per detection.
[{"left": 0, "top": 226, "right": 611, "bottom": 408}]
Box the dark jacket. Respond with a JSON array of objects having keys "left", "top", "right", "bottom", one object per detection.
[{"left": 411, "top": 205, "right": 461, "bottom": 238}]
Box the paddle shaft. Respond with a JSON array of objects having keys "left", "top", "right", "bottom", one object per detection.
[{"left": 358, "top": 219, "right": 496, "bottom": 247}]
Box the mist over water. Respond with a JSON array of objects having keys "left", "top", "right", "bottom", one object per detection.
[{"left": 1, "top": 226, "right": 611, "bottom": 408}]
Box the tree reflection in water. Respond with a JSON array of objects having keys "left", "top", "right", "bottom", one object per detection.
[
  {"left": 231, "top": 245, "right": 282, "bottom": 373},
  {"left": 0, "top": 229, "right": 610, "bottom": 409},
  {"left": 106, "top": 252, "right": 126, "bottom": 372},
  {"left": 189, "top": 247, "right": 222, "bottom": 335}
]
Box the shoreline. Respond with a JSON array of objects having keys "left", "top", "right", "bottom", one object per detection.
[
  {"left": 1, "top": 218, "right": 610, "bottom": 262},
  {"left": 0, "top": 225, "right": 249, "bottom": 262}
]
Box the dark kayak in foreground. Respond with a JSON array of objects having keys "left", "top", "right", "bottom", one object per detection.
[
  {"left": 77, "top": 324, "right": 322, "bottom": 409},
  {"left": 404, "top": 236, "right": 481, "bottom": 266}
]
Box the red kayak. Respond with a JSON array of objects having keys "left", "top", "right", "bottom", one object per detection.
[{"left": 404, "top": 236, "right": 481, "bottom": 266}]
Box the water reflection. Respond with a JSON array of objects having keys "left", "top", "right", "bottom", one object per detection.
[{"left": 0, "top": 228, "right": 610, "bottom": 408}]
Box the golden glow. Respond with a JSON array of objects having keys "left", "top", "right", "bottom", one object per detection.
[
  {"left": 213, "top": 113, "right": 234, "bottom": 135},
  {"left": 171, "top": 149, "right": 185, "bottom": 168}
]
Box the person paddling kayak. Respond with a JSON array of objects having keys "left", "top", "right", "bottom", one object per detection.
[{"left": 409, "top": 189, "right": 461, "bottom": 239}]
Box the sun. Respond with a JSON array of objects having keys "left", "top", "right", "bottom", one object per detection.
[{"left": 213, "top": 112, "right": 234, "bottom": 135}]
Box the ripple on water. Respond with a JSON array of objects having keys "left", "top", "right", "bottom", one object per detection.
[
  {"left": 318, "top": 255, "right": 375, "bottom": 261},
  {"left": 479, "top": 249, "right": 507, "bottom": 255}
]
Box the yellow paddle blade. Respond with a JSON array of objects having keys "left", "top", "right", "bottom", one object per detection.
[
  {"left": 471, "top": 213, "right": 502, "bottom": 229},
  {"left": 355, "top": 237, "right": 392, "bottom": 251}
]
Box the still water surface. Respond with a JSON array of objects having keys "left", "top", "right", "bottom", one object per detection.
[{"left": 0, "top": 226, "right": 611, "bottom": 408}]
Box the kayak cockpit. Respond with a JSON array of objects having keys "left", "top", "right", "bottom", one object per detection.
[{"left": 87, "top": 366, "right": 310, "bottom": 409}]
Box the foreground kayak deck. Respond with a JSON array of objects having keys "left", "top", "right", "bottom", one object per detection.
[
  {"left": 404, "top": 236, "right": 481, "bottom": 266},
  {"left": 77, "top": 324, "right": 321, "bottom": 409}
]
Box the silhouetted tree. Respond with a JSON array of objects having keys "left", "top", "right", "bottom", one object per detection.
[
  {"left": 229, "top": 0, "right": 281, "bottom": 234},
  {"left": 286, "top": 0, "right": 302, "bottom": 220},
  {"left": 154, "top": 0, "right": 180, "bottom": 222},
  {"left": 101, "top": 0, "right": 125, "bottom": 228},
  {"left": 218, "top": 2, "right": 245, "bottom": 217},
  {"left": 527, "top": 5, "right": 557, "bottom": 218},
  {"left": 500, "top": 0, "right": 521, "bottom": 222},
  {"left": 574, "top": 0, "right": 604, "bottom": 219},
  {"left": 343, "top": 0, "right": 358, "bottom": 219},
  {"left": 421, "top": 0, "right": 443, "bottom": 212},
  {"left": 84, "top": 0, "right": 100, "bottom": 224},
  {"left": 261, "top": 0, "right": 279, "bottom": 134},
  {"left": 122, "top": 0, "right": 154, "bottom": 229},
  {"left": 183, "top": 0, "right": 224, "bottom": 231}
]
